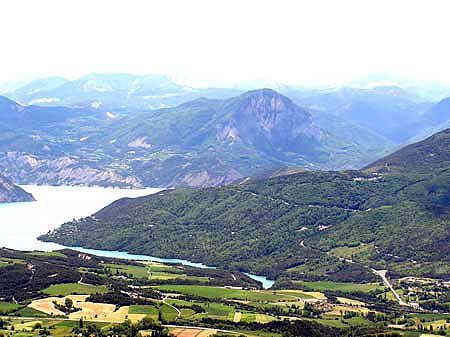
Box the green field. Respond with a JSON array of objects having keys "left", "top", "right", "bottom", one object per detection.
[
  {"left": 147, "top": 264, "right": 180, "bottom": 272},
  {"left": 0, "top": 257, "right": 25, "bottom": 265},
  {"left": 408, "top": 313, "right": 450, "bottom": 322},
  {"left": 159, "top": 303, "right": 178, "bottom": 322},
  {"left": 148, "top": 271, "right": 185, "bottom": 280},
  {"left": 272, "top": 290, "right": 316, "bottom": 299},
  {"left": 25, "top": 251, "right": 67, "bottom": 258},
  {"left": 294, "top": 280, "right": 385, "bottom": 293},
  {"left": 329, "top": 244, "right": 374, "bottom": 260},
  {"left": 0, "top": 301, "right": 22, "bottom": 314},
  {"left": 155, "top": 285, "right": 296, "bottom": 302},
  {"left": 241, "top": 312, "right": 256, "bottom": 323},
  {"left": 104, "top": 263, "right": 149, "bottom": 278},
  {"left": 203, "top": 302, "right": 235, "bottom": 320},
  {"left": 103, "top": 262, "right": 206, "bottom": 281},
  {"left": 14, "top": 307, "right": 50, "bottom": 318},
  {"left": 255, "top": 313, "right": 276, "bottom": 323},
  {"left": 166, "top": 299, "right": 234, "bottom": 320},
  {"left": 311, "top": 316, "right": 372, "bottom": 328},
  {"left": 42, "top": 283, "right": 108, "bottom": 296},
  {"left": 179, "top": 308, "right": 196, "bottom": 318},
  {"left": 7, "top": 319, "right": 110, "bottom": 337},
  {"left": 129, "top": 304, "right": 159, "bottom": 320}
]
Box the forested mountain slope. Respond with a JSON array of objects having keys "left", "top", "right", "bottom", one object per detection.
[
  {"left": 42, "top": 129, "right": 450, "bottom": 281},
  {"left": 366, "top": 128, "right": 450, "bottom": 173}
]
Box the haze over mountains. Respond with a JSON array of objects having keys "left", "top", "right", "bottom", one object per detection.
[
  {"left": 7, "top": 73, "right": 242, "bottom": 111},
  {"left": 0, "top": 73, "right": 450, "bottom": 193}
]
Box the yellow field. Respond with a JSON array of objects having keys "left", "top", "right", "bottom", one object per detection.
[
  {"left": 13, "top": 320, "right": 43, "bottom": 332},
  {"left": 29, "top": 295, "right": 145, "bottom": 323},
  {"left": 29, "top": 295, "right": 91, "bottom": 316},
  {"left": 255, "top": 313, "right": 275, "bottom": 323},
  {"left": 326, "top": 304, "right": 370, "bottom": 316},
  {"left": 169, "top": 328, "right": 217, "bottom": 337},
  {"left": 196, "top": 330, "right": 218, "bottom": 337},
  {"left": 233, "top": 311, "right": 242, "bottom": 322},
  {"left": 303, "top": 291, "right": 327, "bottom": 300},
  {"left": 29, "top": 297, "right": 65, "bottom": 316},
  {"left": 273, "top": 289, "right": 326, "bottom": 300},
  {"left": 336, "top": 297, "right": 366, "bottom": 306},
  {"left": 68, "top": 301, "right": 115, "bottom": 320},
  {"left": 69, "top": 303, "right": 145, "bottom": 323}
]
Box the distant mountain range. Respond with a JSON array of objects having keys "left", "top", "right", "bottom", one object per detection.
[
  {"left": 6, "top": 73, "right": 242, "bottom": 111},
  {"left": 283, "top": 86, "right": 431, "bottom": 143},
  {"left": 41, "top": 128, "right": 450, "bottom": 283},
  {"left": 0, "top": 174, "right": 34, "bottom": 203},
  {"left": 1, "top": 73, "right": 450, "bottom": 189},
  {"left": 0, "top": 88, "right": 393, "bottom": 188}
]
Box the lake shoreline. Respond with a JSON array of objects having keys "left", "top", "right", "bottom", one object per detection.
[
  {"left": 1, "top": 184, "right": 275, "bottom": 289},
  {"left": 61, "top": 245, "right": 276, "bottom": 289}
]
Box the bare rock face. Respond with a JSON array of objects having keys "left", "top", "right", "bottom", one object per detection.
[
  {"left": 128, "top": 136, "right": 152, "bottom": 149},
  {"left": 179, "top": 168, "right": 242, "bottom": 188},
  {"left": 217, "top": 89, "right": 325, "bottom": 158},
  {"left": 0, "top": 174, "right": 34, "bottom": 203},
  {"left": 1, "top": 152, "right": 142, "bottom": 188}
]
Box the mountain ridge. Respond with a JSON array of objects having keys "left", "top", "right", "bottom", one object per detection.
[
  {"left": 41, "top": 128, "right": 450, "bottom": 282},
  {"left": 0, "top": 89, "right": 392, "bottom": 188}
]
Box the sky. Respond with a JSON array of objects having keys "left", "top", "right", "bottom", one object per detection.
[{"left": 1, "top": 0, "right": 450, "bottom": 87}]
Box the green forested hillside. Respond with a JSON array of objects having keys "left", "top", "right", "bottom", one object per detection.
[
  {"left": 41, "top": 129, "right": 450, "bottom": 281},
  {"left": 366, "top": 128, "right": 450, "bottom": 173}
]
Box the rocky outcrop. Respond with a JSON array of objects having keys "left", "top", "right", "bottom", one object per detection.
[
  {"left": 219, "top": 89, "right": 325, "bottom": 156},
  {"left": 1, "top": 152, "right": 142, "bottom": 188},
  {"left": 0, "top": 174, "right": 34, "bottom": 203},
  {"left": 179, "top": 168, "right": 243, "bottom": 188}
]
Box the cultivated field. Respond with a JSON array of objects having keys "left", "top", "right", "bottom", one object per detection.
[
  {"left": 168, "top": 328, "right": 217, "bottom": 337},
  {"left": 294, "top": 280, "right": 385, "bottom": 293},
  {"left": 0, "top": 301, "right": 22, "bottom": 314},
  {"left": 155, "top": 285, "right": 309, "bottom": 302},
  {"left": 28, "top": 295, "right": 145, "bottom": 323},
  {"left": 42, "top": 283, "right": 108, "bottom": 296}
]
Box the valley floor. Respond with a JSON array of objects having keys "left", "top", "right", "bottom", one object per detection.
[{"left": 1, "top": 248, "right": 450, "bottom": 337}]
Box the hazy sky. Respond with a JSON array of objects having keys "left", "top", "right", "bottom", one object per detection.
[{"left": 2, "top": 0, "right": 450, "bottom": 87}]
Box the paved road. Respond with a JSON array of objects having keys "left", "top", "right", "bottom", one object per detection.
[{"left": 372, "top": 269, "right": 407, "bottom": 306}]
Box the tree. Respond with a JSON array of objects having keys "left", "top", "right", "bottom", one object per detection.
[{"left": 65, "top": 298, "right": 73, "bottom": 309}]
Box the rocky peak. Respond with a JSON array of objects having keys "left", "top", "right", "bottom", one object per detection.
[
  {"left": 236, "top": 89, "right": 302, "bottom": 131},
  {"left": 219, "top": 89, "right": 322, "bottom": 147}
]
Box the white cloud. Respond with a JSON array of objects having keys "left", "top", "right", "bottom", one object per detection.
[{"left": 1, "top": 0, "right": 450, "bottom": 86}]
